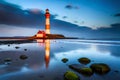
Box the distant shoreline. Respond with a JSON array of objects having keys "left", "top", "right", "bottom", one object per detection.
[{"left": 0, "top": 37, "right": 120, "bottom": 41}]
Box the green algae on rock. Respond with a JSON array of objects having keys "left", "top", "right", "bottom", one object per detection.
[
  {"left": 90, "top": 63, "right": 111, "bottom": 75},
  {"left": 78, "top": 57, "right": 91, "bottom": 65},
  {"left": 64, "top": 71, "right": 80, "bottom": 80},
  {"left": 78, "top": 67, "right": 93, "bottom": 76},
  {"left": 69, "top": 64, "right": 93, "bottom": 76}
]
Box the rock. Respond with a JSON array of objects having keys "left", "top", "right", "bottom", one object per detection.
[
  {"left": 69, "top": 64, "right": 93, "bottom": 76},
  {"left": 8, "top": 44, "right": 10, "bottom": 47},
  {"left": 61, "top": 58, "right": 68, "bottom": 63},
  {"left": 4, "top": 58, "right": 12, "bottom": 62},
  {"left": 20, "top": 55, "right": 28, "bottom": 60},
  {"left": 78, "top": 67, "right": 93, "bottom": 76},
  {"left": 69, "top": 64, "right": 84, "bottom": 70},
  {"left": 15, "top": 46, "right": 20, "bottom": 49},
  {"left": 64, "top": 71, "right": 80, "bottom": 80},
  {"left": 90, "top": 63, "right": 111, "bottom": 75},
  {"left": 4, "top": 58, "right": 12, "bottom": 65},
  {"left": 24, "top": 49, "right": 27, "bottom": 51},
  {"left": 78, "top": 57, "right": 91, "bottom": 65}
]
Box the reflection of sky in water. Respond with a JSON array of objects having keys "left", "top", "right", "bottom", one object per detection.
[{"left": 0, "top": 40, "right": 120, "bottom": 80}]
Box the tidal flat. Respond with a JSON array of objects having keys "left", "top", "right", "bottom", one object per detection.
[{"left": 0, "top": 39, "right": 120, "bottom": 80}]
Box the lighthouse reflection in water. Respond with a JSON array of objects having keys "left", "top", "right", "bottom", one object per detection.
[{"left": 36, "top": 39, "right": 50, "bottom": 68}]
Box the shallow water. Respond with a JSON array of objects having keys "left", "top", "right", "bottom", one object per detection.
[{"left": 0, "top": 39, "right": 120, "bottom": 80}]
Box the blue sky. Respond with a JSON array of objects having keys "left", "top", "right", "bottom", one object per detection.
[
  {"left": 0, "top": 0, "right": 120, "bottom": 37},
  {"left": 5, "top": 0, "right": 120, "bottom": 28}
]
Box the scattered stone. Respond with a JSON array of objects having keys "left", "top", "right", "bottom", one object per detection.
[
  {"left": 61, "top": 58, "right": 68, "bottom": 63},
  {"left": 15, "top": 46, "right": 20, "bottom": 49},
  {"left": 64, "top": 71, "right": 80, "bottom": 80},
  {"left": 90, "top": 63, "right": 111, "bottom": 75},
  {"left": 20, "top": 55, "right": 28, "bottom": 60},
  {"left": 69, "top": 64, "right": 84, "bottom": 70},
  {"left": 69, "top": 64, "right": 93, "bottom": 76},
  {"left": 4, "top": 58, "right": 12, "bottom": 62},
  {"left": 24, "top": 49, "right": 27, "bottom": 51},
  {"left": 78, "top": 67, "right": 93, "bottom": 76},
  {"left": 78, "top": 57, "right": 91, "bottom": 65}
]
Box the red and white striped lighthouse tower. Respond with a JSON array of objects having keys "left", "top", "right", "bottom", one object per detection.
[{"left": 45, "top": 9, "right": 50, "bottom": 34}]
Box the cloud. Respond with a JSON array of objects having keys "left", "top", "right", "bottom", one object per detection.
[
  {"left": 0, "top": 0, "right": 55, "bottom": 27},
  {"left": 111, "top": 23, "right": 120, "bottom": 26},
  {"left": 114, "top": 13, "right": 120, "bottom": 17},
  {"left": 65, "top": 4, "right": 79, "bottom": 10}
]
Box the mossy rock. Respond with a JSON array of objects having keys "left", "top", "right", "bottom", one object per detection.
[
  {"left": 20, "top": 55, "right": 28, "bottom": 60},
  {"left": 78, "top": 57, "right": 91, "bottom": 65},
  {"left": 4, "top": 58, "right": 12, "bottom": 62},
  {"left": 62, "top": 58, "right": 68, "bottom": 63},
  {"left": 79, "top": 67, "right": 93, "bottom": 76},
  {"left": 90, "top": 63, "right": 111, "bottom": 75},
  {"left": 64, "top": 71, "right": 80, "bottom": 80},
  {"left": 69, "top": 64, "right": 93, "bottom": 76},
  {"left": 69, "top": 64, "right": 84, "bottom": 71}
]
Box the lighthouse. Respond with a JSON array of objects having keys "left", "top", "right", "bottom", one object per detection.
[{"left": 45, "top": 9, "right": 50, "bottom": 34}]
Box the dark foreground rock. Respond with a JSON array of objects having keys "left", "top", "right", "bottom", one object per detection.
[
  {"left": 24, "top": 49, "right": 27, "bottom": 51},
  {"left": 78, "top": 67, "right": 93, "bottom": 76},
  {"left": 4, "top": 58, "right": 12, "bottom": 62},
  {"left": 64, "top": 71, "right": 80, "bottom": 80},
  {"left": 61, "top": 58, "right": 68, "bottom": 63},
  {"left": 4, "top": 58, "right": 12, "bottom": 64},
  {"left": 20, "top": 55, "right": 28, "bottom": 60},
  {"left": 15, "top": 46, "right": 20, "bottom": 49},
  {"left": 78, "top": 57, "right": 91, "bottom": 65},
  {"left": 90, "top": 63, "right": 111, "bottom": 75},
  {"left": 69, "top": 64, "right": 93, "bottom": 76}
]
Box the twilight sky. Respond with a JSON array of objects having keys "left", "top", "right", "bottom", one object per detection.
[
  {"left": 0, "top": 0, "right": 120, "bottom": 37},
  {"left": 5, "top": 0, "right": 120, "bottom": 28}
]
